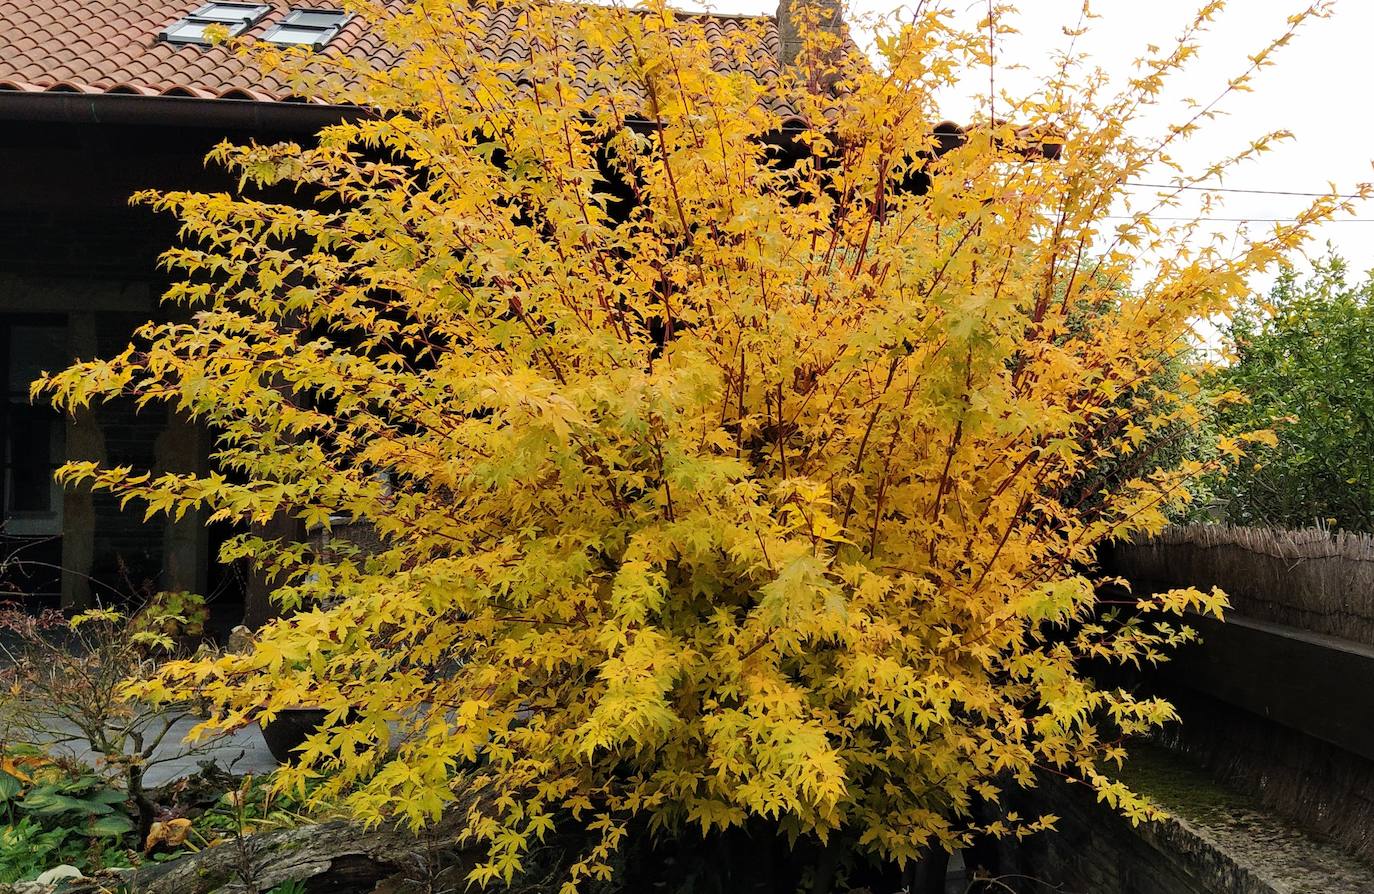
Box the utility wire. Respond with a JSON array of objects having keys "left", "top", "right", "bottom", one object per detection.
[
  {"left": 1106, "top": 215, "right": 1374, "bottom": 223},
  {"left": 1112, "top": 181, "right": 1372, "bottom": 221},
  {"left": 1124, "top": 181, "right": 1368, "bottom": 200}
]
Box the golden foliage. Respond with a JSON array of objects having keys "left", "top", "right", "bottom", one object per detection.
[{"left": 39, "top": 0, "right": 1358, "bottom": 886}]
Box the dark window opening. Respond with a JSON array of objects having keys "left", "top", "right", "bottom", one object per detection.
[{"left": 0, "top": 318, "right": 67, "bottom": 599}]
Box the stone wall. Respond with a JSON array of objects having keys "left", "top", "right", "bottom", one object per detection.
[{"left": 988, "top": 746, "right": 1374, "bottom": 894}]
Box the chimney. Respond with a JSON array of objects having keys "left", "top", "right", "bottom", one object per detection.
[{"left": 776, "top": 0, "right": 847, "bottom": 70}]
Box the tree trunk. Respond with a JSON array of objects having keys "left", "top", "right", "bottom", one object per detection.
[
  {"left": 72, "top": 813, "right": 477, "bottom": 894},
  {"left": 127, "top": 764, "right": 156, "bottom": 847}
]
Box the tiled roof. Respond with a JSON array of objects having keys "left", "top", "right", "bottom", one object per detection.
[{"left": 0, "top": 0, "right": 785, "bottom": 105}]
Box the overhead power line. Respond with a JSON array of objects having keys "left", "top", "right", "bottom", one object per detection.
[
  {"left": 1124, "top": 182, "right": 1368, "bottom": 200},
  {"left": 1105, "top": 215, "right": 1374, "bottom": 223}
]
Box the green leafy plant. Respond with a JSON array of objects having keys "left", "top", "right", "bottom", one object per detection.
[
  {"left": 195, "top": 773, "right": 316, "bottom": 840},
  {"left": 129, "top": 591, "right": 209, "bottom": 646},
  {"left": 0, "top": 818, "right": 78, "bottom": 885},
  {"left": 0, "top": 747, "right": 133, "bottom": 882},
  {"left": 1214, "top": 252, "right": 1374, "bottom": 530},
  {"left": 267, "top": 881, "right": 307, "bottom": 894}
]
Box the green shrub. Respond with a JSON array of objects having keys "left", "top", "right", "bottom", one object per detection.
[{"left": 1214, "top": 253, "right": 1374, "bottom": 531}]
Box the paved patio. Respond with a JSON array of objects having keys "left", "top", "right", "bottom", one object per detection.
[{"left": 33, "top": 717, "right": 279, "bottom": 786}]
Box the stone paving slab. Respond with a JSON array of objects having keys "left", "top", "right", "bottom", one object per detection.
[{"left": 29, "top": 717, "right": 280, "bottom": 786}]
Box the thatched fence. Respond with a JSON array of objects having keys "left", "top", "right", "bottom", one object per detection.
[
  {"left": 1108, "top": 525, "right": 1374, "bottom": 646},
  {"left": 1110, "top": 525, "right": 1374, "bottom": 864}
]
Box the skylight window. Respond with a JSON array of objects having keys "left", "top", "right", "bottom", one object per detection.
[
  {"left": 159, "top": 2, "right": 271, "bottom": 44},
  {"left": 262, "top": 9, "right": 351, "bottom": 48}
]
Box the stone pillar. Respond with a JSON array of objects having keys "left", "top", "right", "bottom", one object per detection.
[
  {"left": 154, "top": 411, "right": 209, "bottom": 596},
  {"left": 242, "top": 311, "right": 306, "bottom": 629},
  {"left": 60, "top": 312, "right": 103, "bottom": 611}
]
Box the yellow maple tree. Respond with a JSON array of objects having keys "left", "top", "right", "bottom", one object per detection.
[{"left": 39, "top": 0, "right": 1357, "bottom": 888}]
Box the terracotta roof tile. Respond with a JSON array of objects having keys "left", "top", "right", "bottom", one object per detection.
[{"left": 0, "top": 0, "right": 787, "bottom": 109}]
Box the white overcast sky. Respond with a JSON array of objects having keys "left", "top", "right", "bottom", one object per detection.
[{"left": 684, "top": 0, "right": 1374, "bottom": 289}]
